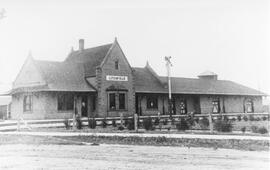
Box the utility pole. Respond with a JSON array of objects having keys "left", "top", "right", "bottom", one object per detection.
[{"left": 165, "top": 56, "right": 172, "bottom": 119}]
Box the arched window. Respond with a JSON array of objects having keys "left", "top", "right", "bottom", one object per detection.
[
  {"left": 245, "top": 99, "right": 254, "bottom": 113},
  {"left": 212, "top": 98, "right": 220, "bottom": 113},
  {"left": 179, "top": 100, "right": 187, "bottom": 114},
  {"left": 115, "top": 60, "right": 119, "bottom": 70}
]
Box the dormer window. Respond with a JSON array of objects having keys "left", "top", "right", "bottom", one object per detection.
[{"left": 115, "top": 60, "right": 119, "bottom": 70}]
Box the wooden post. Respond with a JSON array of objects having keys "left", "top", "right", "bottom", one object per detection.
[
  {"left": 134, "top": 113, "right": 138, "bottom": 132},
  {"left": 73, "top": 96, "right": 76, "bottom": 130},
  {"left": 209, "top": 113, "right": 213, "bottom": 133},
  {"left": 120, "top": 113, "right": 123, "bottom": 127}
]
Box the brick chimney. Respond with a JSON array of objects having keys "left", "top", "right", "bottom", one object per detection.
[{"left": 79, "top": 39, "right": 84, "bottom": 51}]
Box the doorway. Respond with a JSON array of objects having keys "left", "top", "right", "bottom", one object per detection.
[{"left": 81, "top": 95, "right": 88, "bottom": 117}]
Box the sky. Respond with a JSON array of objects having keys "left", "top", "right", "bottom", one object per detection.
[{"left": 0, "top": 0, "right": 269, "bottom": 102}]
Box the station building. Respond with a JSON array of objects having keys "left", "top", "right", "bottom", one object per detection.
[{"left": 9, "top": 39, "right": 266, "bottom": 120}]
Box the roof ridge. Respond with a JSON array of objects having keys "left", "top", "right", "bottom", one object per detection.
[{"left": 71, "top": 43, "right": 113, "bottom": 53}]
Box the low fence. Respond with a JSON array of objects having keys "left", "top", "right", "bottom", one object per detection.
[{"left": 1, "top": 112, "right": 269, "bottom": 131}]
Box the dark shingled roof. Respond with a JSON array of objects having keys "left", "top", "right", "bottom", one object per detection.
[
  {"left": 10, "top": 41, "right": 266, "bottom": 96},
  {"left": 65, "top": 43, "right": 112, "bottom": 77},
  {"left": 132, "top": 67, "right": 265, "bottom": 96},
  {"left": 133, "top": 67, "right": 166, "bottom": 93},
  {"left": 34, "top": 60, "right": 95, "bottom": 92}
]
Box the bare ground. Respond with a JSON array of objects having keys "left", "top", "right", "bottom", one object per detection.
[{"left": 0, "top": 144, "right": 269, "bottom": 170}]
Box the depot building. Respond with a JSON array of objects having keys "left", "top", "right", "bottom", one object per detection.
[{"left": 9, "top": 38, "right": 266, "bottom": 120}]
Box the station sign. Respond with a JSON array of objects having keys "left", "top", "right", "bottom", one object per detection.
[{"left": 106, "top": 75, "right": 128, "bottom": 81}]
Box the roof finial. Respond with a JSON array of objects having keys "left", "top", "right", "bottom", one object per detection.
[
  {"left": 114, "top": 37, "right": 118, "bottom": 42},
  {"left": 28, "top": 50, "right": 33, "bottom": 58},
  {"left": 146, "top": 60, "right": 149, "bottom": 67},
  {"left": 70, "top": 46, "right": 74, "bottom": 53}
]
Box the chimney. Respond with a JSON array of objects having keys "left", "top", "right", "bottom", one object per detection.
[
  {"left": 198, "top": 71, "right": 218, "bottom": 80},
  {"left": 79, "top": 39, "right": 84, "bottom": 51}
]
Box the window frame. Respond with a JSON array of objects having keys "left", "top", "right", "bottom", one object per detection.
[
  {"left": 23, "top": 94, "right": 33, "bottom": 112},
  {"left": 146, "top": 95, "right": 158, "bottom": 110},
  {"left": 57, "top": 93, "right": 74, "bottom": 111},
  {"left": 245, "top": 99, "right": 254, "bottom": 113},
  {"left": 115, "top": 60, "right": 119, "bottom": 70},
  {"left": 179, "top": 99, "right": 187, "bottom": 114},
  {"left": 212, "top": 99, "right": 220, "bottom": 113},
  {"left": 107, "top": 91, "right": 127, "bottom": 111}
]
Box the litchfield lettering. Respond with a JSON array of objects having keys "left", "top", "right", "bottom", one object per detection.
[{"left": 106, "top": 75, "right": 128, "bottom": 81}]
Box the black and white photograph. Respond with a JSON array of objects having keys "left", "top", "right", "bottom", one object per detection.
[{"left": 0, "top": 0, "right": 269, "bottom": 169}]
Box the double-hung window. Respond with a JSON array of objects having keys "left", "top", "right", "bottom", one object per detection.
[
  {"left": 108, "top": 92, "right": 127, "bottom": 110},
  {"left": 23, "top": 95, "right": 32, "bottom": 112}
]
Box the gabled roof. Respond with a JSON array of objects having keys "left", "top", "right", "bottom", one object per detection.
[
  {"left": 33, "top": 60, "right": 95, "bottom": 92},
  {"left": 65, "top": 43, "right": 113, "bottom": 77},
  {"left": 133, "top": 67, "right": 166, "bottom": 93}
]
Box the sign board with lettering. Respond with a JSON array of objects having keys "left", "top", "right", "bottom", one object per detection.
[{"left": 106, "top": 75, "right": 128, "bottom": 81}]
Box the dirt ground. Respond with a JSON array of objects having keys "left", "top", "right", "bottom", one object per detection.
[{"left": 0, "top": 144, "right": 269, "bottom": 170}]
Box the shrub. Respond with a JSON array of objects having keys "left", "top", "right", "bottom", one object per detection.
[
  {"left": 251, "top": 125, "right": 258, "bottom": 133},
  {"left": 186, "top": 116, "right": 195, "bottom": 127},
  {"left": 112, "top": 120, "right": 117, "bottom": 127},
  {"left": 257, "top": 127, "right": 268, "bottom": 134},
  {"left": 262, "top": 116, "right": 267, "bottom": 121},
  {"left": 194, "top": 117, "right": 199, "bottom": 123},
  {"left": 255, "top": 117, "right": 261, "bottom": 121},
  {"left": 200, "top": 117, "right": 209, "bottom": 128},
  {"left": 176, "top": 118, "right": 189, "bottom": 131},
  {"left": 124, "top": 119, "right": 128, "bottom": 127},
  {"left": 64, "top": 119, "right": 70, "bottom": 130},
  {"left": 223, "top": 115, "right": 229, "bottom": 122},
  {"left": 163, "top": 118, "right": 168, "bottom": 125},
  {"left": 243, "top": 116, "right": 248, "bottom": 121},
  {"left": 143, "top": 117, "right": 154, "bottom": 131},
  {"left": 88, "top": 118, "right": 96, "bottom": 129},
  {"left": 171, "top": 118, "right": 175, "bottom": 125},
  {"left": 76, "top": 117, "right": 82, "bottom": 130},
  {"left": 241, "top": 127, "right": 246, "bottom": 133},
  {"left": 249, "top": 115, "right": 255, "bottom": 121},
  {"left": 127, "top": 118, "right": 135, "bottom": 130},
  {"left": 154, "top": 117, "right": 160, "bottom": 125},
  {"left": 214, "top": 119, "right": 233, "bottom": 132},
  {"left": 231, "top": 117, "right": 236, "bottom": 121},
  {"left": 118, "top": 126, "right": 125, "bottom": 131},
  {"left": 102, "top": 118, "right": 107, "bottom": 128},
  {"left": 237, "top": 115, "right": 242, "bottom": 121}
]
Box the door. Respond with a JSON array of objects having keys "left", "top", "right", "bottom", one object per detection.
[{"left": 81, "top": 96, "right": 88, "bottom": 117}]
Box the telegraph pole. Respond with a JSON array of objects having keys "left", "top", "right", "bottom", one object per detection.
[{"left": 165, "top": 56, "right": 172, "bottom": 119}]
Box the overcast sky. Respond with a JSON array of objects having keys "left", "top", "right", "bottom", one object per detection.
[{"left": 0, "top": 0, "right": 269, "bottom": 100}]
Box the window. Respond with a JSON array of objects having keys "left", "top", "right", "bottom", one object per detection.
[
  {"left": 179, "top": 100, "right": 187, "bottom": 114},
  {"left": 115, "top": 60, "right": 119, "bottom": 70},
  {"left": 245, "top": 99, "right": 254, "bottom": 113},
  {"left": 119, "top": 93, "right": 126, "bottom": 109},
  {"left": 108, "top": 92, "right": 127, "bottom": 110},
  {"left": 109, "top": 93, "right": 116, "bottom": 110},
  {"left": 23, "top": 95, "right": 32, "bottom": 112},
  {"left": 212, "top": 99, "right": 220, "bottom": 113},
  {"left": 147, "top": 96, "right": 158, "bottom": 109},
  {"left": 58, "top": 93, "right": 74, "bottom": 111}
]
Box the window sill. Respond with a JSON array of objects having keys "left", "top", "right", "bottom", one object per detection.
[
  {"left": 57, "top": 110, "right": 74, "bottom": 113},
  {"left": 23, "top": 111, "right": 33, "bottom": 114},
  {"left": 108, "top": 109, "right": 128, "bottom": 112},
  {"left": 146, "top": 108, "right": 159, "bottom": 111}
]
